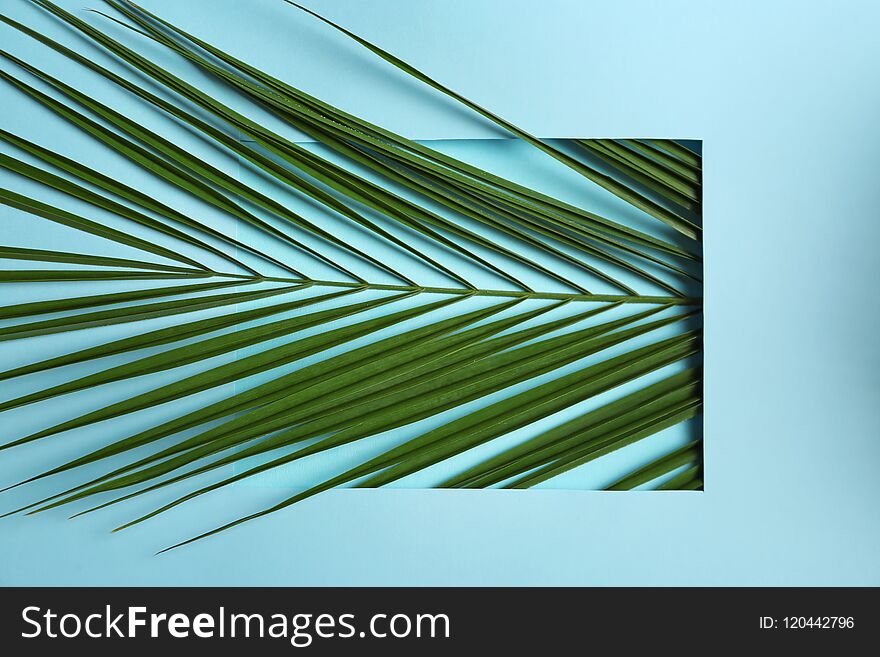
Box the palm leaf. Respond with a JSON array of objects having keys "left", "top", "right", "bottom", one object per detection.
[{"left": 0, "top": 0, "right": 703, "bottom": 551}]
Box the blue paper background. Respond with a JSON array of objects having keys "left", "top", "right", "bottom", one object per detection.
[{"left": 0, "top": 0, "right": 878, "bottom": 585}]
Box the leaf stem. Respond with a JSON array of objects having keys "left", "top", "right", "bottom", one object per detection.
[{"left": 215, "top": 273, "right": 701, "bottom": 304}]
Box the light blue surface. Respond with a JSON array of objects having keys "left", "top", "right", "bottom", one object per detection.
[{"left": 0, "top": 0, "right": 878, "bottom": 585}]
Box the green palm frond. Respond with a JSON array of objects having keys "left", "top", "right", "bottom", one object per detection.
[{"left": 0, "top": 0, "right": 703, "bottom": 551}]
